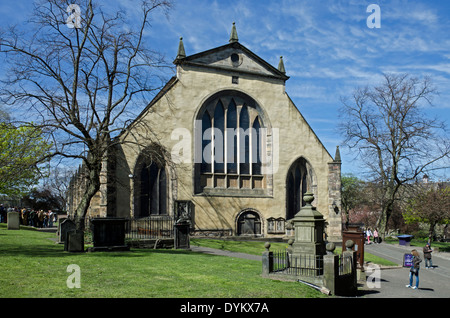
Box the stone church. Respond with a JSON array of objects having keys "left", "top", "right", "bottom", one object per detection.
[{"left": 67, "top": 23, "right": 342, "bottom": 242}]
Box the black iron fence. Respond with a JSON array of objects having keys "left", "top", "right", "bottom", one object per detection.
[
  {"left": 272, "top": 250, "right": 324, "bottom": 277},
  {"left": 125, "top": 215, "right": 175, "bottom": 240},
  {"left": 263, "top": 247, "right": 358, "bottom": 296},
  {"left": 338, "top": 253, "right": 355, "bottom": 275}
]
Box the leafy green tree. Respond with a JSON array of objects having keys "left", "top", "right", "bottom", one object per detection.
[
  {"left": 404, "top": 186, "right": 450, "bottom": 240},
  {"left": 341, "top": 174, "right": 366, "bottom": 225},
  {"left": 0, "top": 123, "right": 51, "bottom": 196}
]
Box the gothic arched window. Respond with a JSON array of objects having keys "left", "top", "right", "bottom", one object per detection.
[
  {"left": 195, "top": 91, "right": 269, "bottom": 195},
  {"left": 286, "top": 157, "right": 316, "bottom": 220},
  {"left": 134, "top": 148, "right": 168, "bottom": 218}
]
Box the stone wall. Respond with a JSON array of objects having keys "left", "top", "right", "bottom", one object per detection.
[{"left": 67, "top": 39, "right": 342, "bottom": 241}]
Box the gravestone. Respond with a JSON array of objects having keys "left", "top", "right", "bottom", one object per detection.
[
  {"left": 59, "top": 218, "right": 76, "bottom": 244},
  {"left": 66, "top": 230, "right": 84, "bottom": 252},
  {"left": 174, "top": 215, "right": 191, "bottom": 249},
  {"left": 7, "top": 212, "right": 20, "bottom": 230},
  {"left": 175, "top": 200, "right": 193, "bottom": 229}
]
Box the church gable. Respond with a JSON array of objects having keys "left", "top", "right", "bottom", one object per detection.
[
  {"left": 181, "top": 44, "right": 288, "bottom": 80},
  {"left": 174, "top": 24, "right": 288, "bottom": 81}
]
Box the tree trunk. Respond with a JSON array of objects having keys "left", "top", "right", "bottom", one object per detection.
[
  {"left": 428, "top": 222, "right": 436, "bottom": 242},
  {"left": 73, "top": 164, "right": 101, "bottom": 231},
  {"left": 376, "top": 201, "right": 394, "bottom": 239}
]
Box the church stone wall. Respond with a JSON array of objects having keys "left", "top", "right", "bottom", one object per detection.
[
  {"left": 69, "top": 35, "right": 342, "bottom": 242},
  {"left": 112, "top": 60, "right": 341, "bottom": 240}
]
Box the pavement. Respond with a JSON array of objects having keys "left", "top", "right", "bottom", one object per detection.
[
  {"left": 191, "top": 242, "right": 450, "bottom": 298},
  {"left": 358, "top": 242, "right": 450, "bottom": 298}
]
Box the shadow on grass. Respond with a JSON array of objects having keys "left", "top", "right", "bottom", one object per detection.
[
  {"left": 0, "top": 225, "right": 247, "bottom": 260},
  {"left": 0, "top": 242, "right": 203, "bottom": 259}
]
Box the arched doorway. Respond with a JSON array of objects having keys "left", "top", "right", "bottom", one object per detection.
[{"left": 236, "top": 209, "right": 262, "bottom": 236}]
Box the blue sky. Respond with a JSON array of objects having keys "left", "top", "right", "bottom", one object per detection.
[{"left": 1, "top": 0, "right": 450, "bottom": 179}]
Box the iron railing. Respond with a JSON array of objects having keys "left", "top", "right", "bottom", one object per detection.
[
  {"left": 338, "top": 253, "right": 354, "bottom": 275},
  {"left": 125, "top": 215, "right": 175, "bottom": 240},
  {"left": 272, "top": 250, "right": 324, "bottom": 277}
]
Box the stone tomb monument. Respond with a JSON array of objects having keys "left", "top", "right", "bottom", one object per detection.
[
  {"left": 66, "top": 230, "right": 85, "bottom": 252},
  {"left": 291, "top": 192, "right": 326, "bottom": 259},
  {"left": 88, "top": 218, "right": 129, "bottom": 252}
]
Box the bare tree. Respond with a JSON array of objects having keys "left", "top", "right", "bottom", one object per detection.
[
  {"left": 0, "top": 0, "right": 173, "bottom": 229},
  {"left": 339, "top": 73, "right": 450, "bottom": 236}
]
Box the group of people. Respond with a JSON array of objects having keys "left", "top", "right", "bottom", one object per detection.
[
  {"left": 365, "top": 228, "right": 381, "bottom": 244},
  {"left": 0, "top": 204, "right": 57, "bottom": 228},
  {"left": 360, "top": 224, "right": 436, "bottom": 290},
  {"left": 406, "top": 243, "right": 434, "bottom": 290}
]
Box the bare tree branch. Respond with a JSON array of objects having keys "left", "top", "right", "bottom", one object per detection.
[
  {"left": 0, "top": 0, "right": 173, "bottom": 229},
  {"left": 339, "top": 73, "right": 450, "bottom": 235}
]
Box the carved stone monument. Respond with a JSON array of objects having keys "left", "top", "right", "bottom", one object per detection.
[{"left": 291, "top": 192, "right": 326, "bottom": 258}]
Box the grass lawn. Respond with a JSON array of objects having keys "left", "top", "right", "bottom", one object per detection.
[{"left": 0, "top": 224, "right": 326, "bottom": 298}]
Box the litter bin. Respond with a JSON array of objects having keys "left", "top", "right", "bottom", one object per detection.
[{"left": 397, "top": 235, "right": 413, "bottom": 246}]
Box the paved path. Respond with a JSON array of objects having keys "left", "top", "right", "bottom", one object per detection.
[
  {"left": 358, "top": 242, "right": 450, "bottom": 298},
  {"left": 191, "top": 243, "right": 450, "bottom": 298}
]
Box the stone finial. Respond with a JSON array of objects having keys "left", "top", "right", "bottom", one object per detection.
[
  {"left": 176, "top": 37, "right": 186, "bottom": 60},
  {"left": 264, "top": 242, "right": 271, "bottom": 251},
  {"left": 229, "top": 22, "right": 239, "bottom": 43},
  {"left": 278, "top": 56, "right": 286, "bottom": 74},
  {"left": 334, "top": 145, "right": 341, "bottom": 163},
  {"left": 345, "top": 239, "right": 355, "bottom": 251},
  {"left": 303, "top": 192, "right": 314, "bottom": 206},
  {"left": 326, "top": 242, "right": 336, "bottom": 254}
]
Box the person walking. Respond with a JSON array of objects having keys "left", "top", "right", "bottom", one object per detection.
[
  {"left": 366, "top": 228, "right": 373, "bottom": 244},
  {"left": 423, "top": 243, "right": 433, "bottom": 269},
  {"left": 0, "top": 204, "right": 6, "bottom": 223},
  {"left": 373, "top": 228, "right": 379, "bottom": 244},
  {"left": 406, "top": 249, "right": 422, "bottom": 289},
  {"left": 37, "top": 210, "right": 44, "bottom": 228},
  {"left": 48, "top": 210, "right": 54, "bottom": 228}
]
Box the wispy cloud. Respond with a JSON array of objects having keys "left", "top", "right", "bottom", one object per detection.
[{"left": 1, "top": 0, "right": 449, "bottom": 175}]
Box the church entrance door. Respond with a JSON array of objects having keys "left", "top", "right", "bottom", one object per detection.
[{"left": 237, "top": 211, "right": 261, "bottom": 236}]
